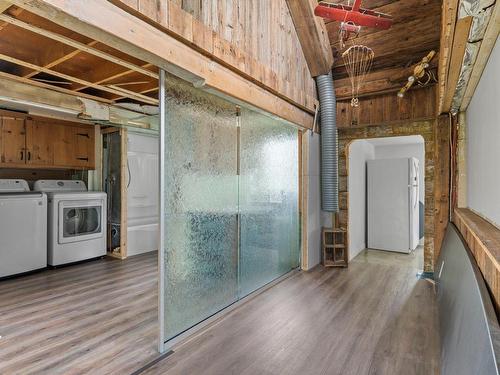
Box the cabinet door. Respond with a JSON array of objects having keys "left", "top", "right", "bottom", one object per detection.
[
  {"left": 26, "top": 120, "right": 54, "bottom": 166},
  {"left": 52, "top": 124, "right": 95, "bottom": 169},
  {"left": 0, "top": 117, "right": 26, "bottom": 166},
  {"left": 74, "top": 126, "right": 95, "bottom": 169},
  {"left": 53, "top": 124, "right": 77, "bottom": 167}
]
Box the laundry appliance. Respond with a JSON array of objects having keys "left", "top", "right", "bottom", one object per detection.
[
  {"left": 0, "top": 179, "right": 47, "bottom": 277},
  {"left": 34, "top": 180, "right": 107, "bottom": 266},
  {"left": 367, "top": 157, "right": 420, "bottom": 253}
]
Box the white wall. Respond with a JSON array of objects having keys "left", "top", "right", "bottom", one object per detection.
[
  {"left": 348, "top": 140, "right": 375, "bottom": 260},
  {"left": 374, "top": 143, "right": 425, "bottom": 202},
  {"left": 466, "top": 38, "right": 500, "bottom": 227}
]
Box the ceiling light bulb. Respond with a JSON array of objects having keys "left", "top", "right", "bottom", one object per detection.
[
  {"left": 408, "top": 76, "right": 415, "bottom": 83},
  {"left": 397, "top": 92, "right": 404, "bottom": 98}
]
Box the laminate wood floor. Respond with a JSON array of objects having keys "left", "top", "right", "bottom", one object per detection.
[
  {"left": 145, "top": 247, "right": 439, "bottom": 375},
  {"left": 0, "top": 252, "right": 159, "bottom": 375}
]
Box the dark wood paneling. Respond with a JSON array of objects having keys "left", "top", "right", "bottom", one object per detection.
[{"left": 336, "top": 86, "right": 436, "bottom": 128}]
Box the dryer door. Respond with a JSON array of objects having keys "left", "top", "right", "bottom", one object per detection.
[{"left": 58, "top": 199, "right": 104, "bottom": 244}]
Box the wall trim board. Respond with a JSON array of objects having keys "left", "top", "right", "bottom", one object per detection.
[
  {"left": 338, "top": 117, "right": 450, "bottom": 273},
  {"left": 453, "top": 208, "right": 500, "bottom": 315},
  {"left": 10, "top": 0, "right": 314, "bottom": 130}
]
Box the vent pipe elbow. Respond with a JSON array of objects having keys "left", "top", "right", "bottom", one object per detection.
[{"left": 315, "top": 72, "right": 338, "bottom": 213}]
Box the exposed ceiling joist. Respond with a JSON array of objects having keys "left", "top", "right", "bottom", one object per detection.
[
  {"left": 0, "top": 13, "right": 159, "bottom": 79},
  {"left": 23, "top": 40, "right": 99, "bottom": 78},
  {"left": 0, "top": 1, "right": 12, "bottom": 13},
  {"left": 72, "top": 63, "right": 154, "bottom": 92},
  {"left": 7, "top": 0, "right": 313, "bottom": 128},
  {"left": 285, "top": 0, "right": 334, "bottom": 77},
  {"left": 0, "top": 53, "right": 158, "bottom": 105}
]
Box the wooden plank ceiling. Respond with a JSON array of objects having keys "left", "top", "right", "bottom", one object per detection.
[
  {"left": 325, "top": 0, "right": 441, "bottom": 100},
  {"left": 0, "top": 5, "right": 159, "bottom": 107}
]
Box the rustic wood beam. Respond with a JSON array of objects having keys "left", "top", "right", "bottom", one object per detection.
[
  {"left": 460, "top": 3, "right": 500, "bottom": 110},
  {"left": 0, "top": 1, "right": 12, "bottom": 13},
  {"left": 442, "top": 16, "right": 473, "bottom": 113},
  {"left": 0, "top": 53, "right": 158, "bottom": 105},
  {"left": 0, "top": 13, "right": 159, "bottom": 80},
  {"left": 285, "top": 0, "right": 334, "bottom": 77},
  {"left": 0, "top": 74, "right": 157, "bottom": 127},
  {"left": 0, "top": 70, "right": 113, "bottom": 103},
  {"left": 10, "top": 0, "right": 314, "bottom": 129},
  {"left": 334, "top": 65, "right": 438, "bottom": 99},
  {"left": 437, "top": 0, "right": 460, "bottom": 113}
]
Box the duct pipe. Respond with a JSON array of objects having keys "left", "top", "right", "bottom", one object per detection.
[{"left": 315, "top": 72, "right": 338, "bottom": 212}]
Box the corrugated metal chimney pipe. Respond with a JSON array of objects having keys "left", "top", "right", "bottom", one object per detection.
[{"left": 315, "top": 72, "right": 338, "bottom": 212}]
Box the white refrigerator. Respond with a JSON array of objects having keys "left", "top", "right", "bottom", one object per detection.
[{"left": 367, "top": 157, "right": 420, "bottom": 253}]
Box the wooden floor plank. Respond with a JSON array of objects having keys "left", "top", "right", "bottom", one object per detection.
[
  {"left": 0, "top": 253, "right": 159, "bottom": 375},
  {"left": 0, "top": 248, "right": 439, "bottom": 374},
  {"left": 144, "top": 248, "right": 439, "bottom": 375}
]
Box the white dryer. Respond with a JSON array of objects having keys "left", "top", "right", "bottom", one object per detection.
[
  {"left": 34, "top": 180, "right": 107, "bottom": 266},
  {"left": 0, "top": 179, "right": 47, "bottom": 277}
]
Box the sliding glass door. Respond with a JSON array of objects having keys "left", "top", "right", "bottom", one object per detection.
[
  {"left": 161, "top": 73, "right": 300, "bottom": 345},
  {"left": 162, "top": 76, "right": 239, "bottom": 341},
  {"left": 239, "top": 109, "right": 300, "bottom": 297}
]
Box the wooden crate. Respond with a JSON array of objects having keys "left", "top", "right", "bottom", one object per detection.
[{"left": 322, "top": 227, "right": 348, "bottom": 267}]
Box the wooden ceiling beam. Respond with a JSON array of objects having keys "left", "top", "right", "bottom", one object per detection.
[
  {"left": 72, "top": 63, "right": 155, "bottom": 92},
  {"left": 0, "top": 53, "right": 158, "bottom": 105},
  {"left": 0, "top": 70, "right": 113, "bottom": 103},
  {"left": 437, "top": 0, "right": 460, "bottom": 113},
  {"left": 22, "top": 40, "right": 99, "bottom": 78},
  {"left": 0, "top": 13, "right": 159, "bottom": 79},
  {"left": 442, "top": 16, "right": 473, "bottom": 113},
  {"left": 334, "top": 65, "right": 437, "bottom": 99},
  {"left": 112, "top": 85, "right": 158, "bottom": 102},
  {"left": 285, "top": 0, "right": 334, "bottom": 77},
  {"left": 9, "top": 0, "right": 313, "bottom": 129},
  {"left": 0, "top": 1, "right": 12, "bottom": 13},
  {"left": 0, "top": 75, "right": 156, "bottom": 127}
]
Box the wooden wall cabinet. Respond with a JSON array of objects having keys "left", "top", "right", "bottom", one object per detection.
[
  {"left": 0, "top": 114, "right": 95, "bottom": 170},
  {"left": 0, "top": 117, "right": 26, "bottom": 167}
]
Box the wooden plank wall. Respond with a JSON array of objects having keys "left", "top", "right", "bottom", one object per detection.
[
  {"left": 337, "top": 86, "right": 436, "bottom": 128},
  {"left": 110, "top": 0, "right": 317, "bottom": 112}
]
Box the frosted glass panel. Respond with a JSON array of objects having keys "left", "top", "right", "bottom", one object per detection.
[
  {"left": 163, "top": 75, "right": 238, "bottom": 340},
  {"left": 239, "top": 109, "right": 300, "bottom": 297}
]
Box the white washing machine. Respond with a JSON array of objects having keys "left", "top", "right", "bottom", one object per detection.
[
  {"left": 34, "top": 180, "right": 107, "bottom": 266},
  {"left": 0, "top": 179, "right": 47, "bottom": 277}
]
